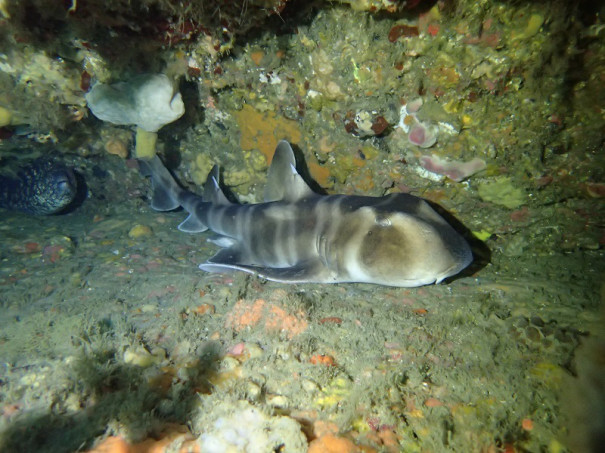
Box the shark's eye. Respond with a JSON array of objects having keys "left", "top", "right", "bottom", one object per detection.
[{"left": 375, "top": 216, "right": 391, "bottom": 227}]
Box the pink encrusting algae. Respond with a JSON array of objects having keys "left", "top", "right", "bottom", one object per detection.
[{"left": 420, "top": 154, "right": 486, "bottom": 182}]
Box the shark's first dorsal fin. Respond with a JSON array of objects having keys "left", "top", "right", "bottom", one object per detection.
[
  {"left": 203, "top": 165, "right": 231, "bottom": 205},
  {"left": 264, "top": 140, "right": 314, "bottom": 202}
]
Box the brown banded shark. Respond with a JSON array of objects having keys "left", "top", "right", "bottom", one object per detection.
[{"left": 142, "top": 140, "right": 472, "bottom": 286}]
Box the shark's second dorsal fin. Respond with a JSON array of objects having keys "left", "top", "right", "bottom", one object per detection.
[
  {"left": 264, "top": 140, "right": 314, "bottom": 202},
  {"left": 203, "top": 165, "right": 231, "bottom": 205}
]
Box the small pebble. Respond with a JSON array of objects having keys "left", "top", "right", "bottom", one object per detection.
[
  {"left": 554, "top": 330, "right": 572, "bottom": 343},
  {"left": 124, "top": 347, "right": 155, "bottom": 367},
  {"left": 514, "top": 316, "right": 529, "bottom": 328},
  {"left": 128, "top": 224, "right": 153, "bottom": 239},
  {"left": 219, "top": 356, "right": 240, "bottom": 372},
  {"left": 104, "top": 137, "right": 129, "bottom": 158},
  {"left": 267, "top": 394, "right": 289, "bottom": 408},
  {"left": 302, "top": 379, "right": 320, "bottom": 393},
  {"left": 246, "top": 343, "right": 264, "bottom": 359},
  {"left": 541, "top": 324, "right": 554, "bottom": 337},
  {"left": 525, "top": 326, "right": 542, "bottom": 342},
  {"left": 246, "top": 382, "right": 262, "bottom": 400}
]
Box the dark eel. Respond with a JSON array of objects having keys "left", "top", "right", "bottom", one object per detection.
[{"left": 0, "top": 159, "right": 77, "bottom": 215}]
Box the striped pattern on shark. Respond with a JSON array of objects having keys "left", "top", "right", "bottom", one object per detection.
[{"left": 142, "top": 140, "right": 472, "bottom": 287}]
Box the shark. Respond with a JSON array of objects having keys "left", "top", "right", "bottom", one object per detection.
[{"left": 142, "top": 140, "right": 473, "bottom": 287}]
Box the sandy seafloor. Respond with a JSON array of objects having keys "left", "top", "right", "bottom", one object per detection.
[{"left": 0, "top": 152, "right": 603, "bottom": 453}]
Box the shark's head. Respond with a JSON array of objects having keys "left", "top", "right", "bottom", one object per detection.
[{"left": 339, "top": 200, "right": 473, "bottom": 287}]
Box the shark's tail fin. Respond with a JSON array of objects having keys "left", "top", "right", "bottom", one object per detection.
[{"left": 139, "top": 156, "right": 182, "bottom": 211}]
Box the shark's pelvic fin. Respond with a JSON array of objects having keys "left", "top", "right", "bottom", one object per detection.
[
  {"left": 178, "top": 214, "right": 208, "bottom": 233},
  {"left": 201, "top": 247, "right": 330, "bottom": 283}
]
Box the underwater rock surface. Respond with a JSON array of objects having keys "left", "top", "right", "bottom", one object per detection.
[{"left": 0, "top": 1, "right": 603, "bottom": 452}]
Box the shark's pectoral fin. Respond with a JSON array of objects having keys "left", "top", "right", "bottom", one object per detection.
[
  {"left": 199, "top": 247, "right": 245, "bottom": 274},
  {"left": 199, "top": 250, "right": 333, "bottom": 283},
  {"left": 250, "top": 260, "right": 335, "bottom": 283}
]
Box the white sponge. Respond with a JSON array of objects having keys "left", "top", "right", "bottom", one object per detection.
[{"left": 85, "top": 74, "right": 184, "bottom": 132}]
